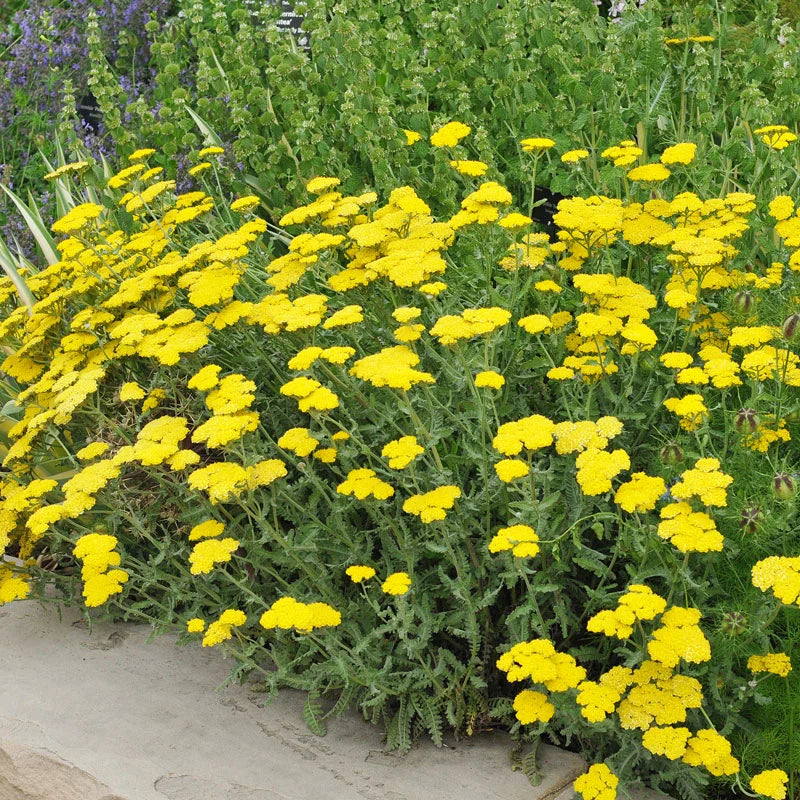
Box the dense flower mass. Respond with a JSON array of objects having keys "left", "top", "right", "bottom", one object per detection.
[{"left": 1, "top": 114, "right": 798, "bottom": 798}]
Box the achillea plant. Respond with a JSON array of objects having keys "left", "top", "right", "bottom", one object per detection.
[{"left": 1, "top": 123, "right": 799, "bottom": 798}]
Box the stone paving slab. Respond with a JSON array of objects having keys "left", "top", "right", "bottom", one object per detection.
[{"left": 0, "top": 600, "right": 669, "bottom": 800}]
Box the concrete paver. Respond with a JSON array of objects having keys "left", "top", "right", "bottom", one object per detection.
[{"left": 0, "top": 600, "right": 668, "bottom": 800}]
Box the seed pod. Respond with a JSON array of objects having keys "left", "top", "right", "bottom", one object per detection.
[
  {"left": 773, "top": 472, "right": 796, "bottom": 500},
  {"left": 734, "top": 407, "right": 760, "bottom": 433},
  {"left": 660, "top": 442, "right": 683, "bottom": 465},
  {"left": 739, "top": 506, "right": 763, "bottom": 534},
  {"left": 720, "top": 611, "right": 747, "bottom": 636},
  {"left": 782, "top": 313, "right": 800, "bottom": 341},
  {"left": 732, "top": 290, "right": 755, "bottom": 314}
]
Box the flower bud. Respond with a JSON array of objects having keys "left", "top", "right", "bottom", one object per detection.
[
  {"left": 782, "top": 313, "right": 800, "bottom": 341},
  {"left": 660, "top": 442, "right": 683, "bottom": 465},
  {"left": 720, "top": 611, "right": 747, "bottom": 636},
  {"left": 734, "top": 407, "right": 760, "bottom": 433},
  {"left": 739, "top": 506, "right": 763, "bottom": 534},
  {"left": 786, "top": 409, "right": 800, "bottom": 423},
  {"left": 732, "top": 291, "right": 755, "bottom": 314},
  {"left": 773, "top": 472, "right": 796, "bottom": 500}
]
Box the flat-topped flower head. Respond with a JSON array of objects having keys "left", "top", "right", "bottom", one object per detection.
[
  {"left": 430, "top": 121, "right": 471, "bottom": 147},
  {"left": 381, "top": 572, "right": 411, "bottom": 595},
  {"left": 521, "top": 137, "right": 555, "bottom": 152}
]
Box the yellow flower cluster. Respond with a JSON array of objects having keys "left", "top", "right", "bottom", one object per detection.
[
  {"left": 614, "top": 660, "right": 703, "bottom": 731},
  {"left": 189, "top": 536, "right": 239, "bottom": 575},
  {"left": 381, "top": 571, "right": 412, "bottom": 595},
  {"left": 754, "top": 124, "right": 797, "bottom": 151},
  {"left": 449, "top": 181, "right": 514, "bottom": 229},
  {"left": 512, "top": 689, "right": 554, "bottom": 724},
  {"left": 587, "top": 584, "right": 667, "bottom": 639},
  {"left": 601, "top": 139, "right": 643, "bottom": 167},
  {"left": 72, "top": 533, "right": 129, "bottom": 607},
  {"left": 259, "top": 596, "right": 341, "bottom": 632},
  {"left": 751, "top": 556, "right": 800, "bottom": 606},
  {"left": 381, "top": 435, "right": 424, "bottom": 469},
  {"left": 430, "top": 121, "right": 471, "bottom": 148},
  {"left": 682, "top": 729, "right": 739, "bottom": 776},
  {"left": 614, "top": 473, "right": 667, "bottom": 513},
  {"left": 280, "top": 375, "right": 340, "bottom": 412},
  {"left": 575, "top": 447, "right": 630, "bottom": 496},
  {"left": 403, "top": 485, "right": 461, "bottom": 523},
  {"left": 657, "top": 502, "right": 723, "bottom": 553},
  {"left": 663, "top": 393, "right": 708, "bottom": 431},
  {"left": 201, "top": 608, "right": 247, "bottom": 647},
  {"left": 573, "top": 764, "right": 618, "bottom": 800},
  {"left": 187, "top": 459, "right": 287, "bottom": 504},
  {"left": 497, "top": 639, "right": 586, "bottom": 689},
  {"left": 488, "top": 524, "right": 539, "bottom": 558},
  {"left": 337, "top": 469, "right": 395, "bottom": 501},
  {"left": 349, "top": 345, "right": 435, "bottom": 390},
  {"left": 345, "top": 565, "right": 376, "bottom": 583},
  {"left": 429, "top": 307, "right": 511, "bottom": 345},
  {"left": 747, "top": 652, "right": 792, "bottom": 678},
  {"left": 750, "top": 769, "right": 789, "bottom": 800},
  {"left": 0, "top": 564, "right": 30, "bottom": 605},
  {"left": 647, "top": 606, "right": 711, "bottom": 667}
]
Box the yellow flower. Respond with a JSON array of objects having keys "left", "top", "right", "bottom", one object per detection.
[
  {"left": 119, "top": 381, "right": 146, "bottom": 401},
  {"left": 512, "top": 690, "right": 554, "bottom": 724},
  {"left": 381, "top": 436, "right": 424, "bottom": 469},
  {"left": 188, "top": 537, "right": 240, "bottom": 575},
  {"left": 403, "top": 485, "right": 461, "bottom": 523},
  {"left": 498, "top": 212, "right": 532, "bottom": 229},
  {"left": 614, "top": 473, "right": 666, "bottom": 513},
  {"left": 561, "top": 149, "right": 589, "bottom": 163},
  {"left": 202, "top": 609, "right": 246, "bottom": 647},
  {"left": 627, "top": 163, "right": 671, "bottom": 182},
  {"left": 521, "top": 137, "right": 555, "bottom": 152},
  {"left": 197, "top": 146, "right": 224, "bottom": 157},
  {"left": 336, "top": 468, "right": 394, "bottom": 500},
  {"left": 189, "top": 162, "right": 212, "bottom": 176},
  {"left": 392, "top": 306, "right": 422, "bottom": 323},
  {"left": 128, "top": 147, "right": 156, "bottom": 161},
  {"left": 574, "top": 764, "right": 618, "bottom": 800},
  {"left": 430, "top": 121, "right": 471, "bottom": 147},
  {"left": 346, "top": 565, "right": 376, "bottom": 583},
  {"left": 682, "top": 729, "right": 739, "bottom": 776},
  {"left": 488, "top": 524, "right": 539, "bottom": 558},
  {"left": 51, "top": 202, "right": 104, "bottom": 235},
  {"left": 381, "top": 572, "right": 411, "bottom": 595},
  {"left": 660, "top": 143, "right": 697, "bottom": 165},
  {"left": 189, "top": 519, "right": 226, "bottom": 541},
  {"left": 642, "top": 726, "right": 692, "bottom": 760},
  {"left": 230, "top": 195, "right": 260, "bottom": 212},
  {"left": 186, "top": 618, "right": 205, "bottom": 633},
  {"left": 474, "top": 370, "right": 505, "bottom": 389},
  {"left": 494, "top": 458, "right": 530, "bottom": 483},
  {"left": 76, "top": 442, "right": 110, "bottom": 461},
  {"left": 278, "top": 427, "right": 320, "bottom": 458},
  {"left": 748, "top": 652, "right": 792, "bottom": 678},
  {"left": 323, "top": 304, "right": 363, "bottom": 328},
  {"left": 259, "top": 596, "right": 341, "bottom": 632},
  {"left": 750, "top": 769, "right": 789, "bottom": 800},
  {"left": 450, "top": 160, "right": 488, "bottom": 177},
  {"left": 402, "top": 129, "right": 422, "bottom": 145}
]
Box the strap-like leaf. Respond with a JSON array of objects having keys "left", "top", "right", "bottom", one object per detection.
[{"left": 0, "top": 184, "right": 59, "bottom": 266}]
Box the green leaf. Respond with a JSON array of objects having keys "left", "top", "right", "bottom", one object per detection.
[
  {"left": 185, "top": 106, "right": 224, "bottom": 147},
  {"left": 302, "top": 691, "right": 327, "bottom": 736},
  {"left": 0, "top": 235, "right": 36, "bottom": 312},
  {"left": 0, "top": 184, "right": 59, "bottom": 266}
]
